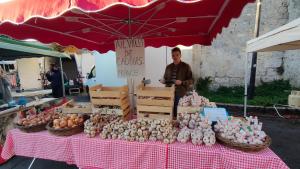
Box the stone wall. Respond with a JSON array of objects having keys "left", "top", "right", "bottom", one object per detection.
[
  {"left": 191, "top": 0, "right": 300, "bottom": 89},
  {"left": 283, "top": 0, "right": 300, "bottom": 87}
]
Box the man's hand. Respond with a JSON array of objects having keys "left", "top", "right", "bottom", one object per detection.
[
  {"left": 159, "top": 79, "right": 165, "bottom": 84},
  {"left": 175, "top": 80, "right": 182, "bottom": 85}
]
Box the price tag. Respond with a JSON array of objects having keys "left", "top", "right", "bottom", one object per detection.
[{"left": 203, "top": 107, "right": 228, "bottom": 122}]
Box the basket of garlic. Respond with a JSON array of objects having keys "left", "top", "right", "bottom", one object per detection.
[
  {"left": 84, "top": 114, "right": 121, "bottom": 138},
  {"left": 214, "top": 116, "right": 271, "bottom": 152},
  {"left": 15, "top": 107, "right": 59, "bottom": 133},
  {"left": 46, "top": 113, "right": 88, "bottom": 136}
]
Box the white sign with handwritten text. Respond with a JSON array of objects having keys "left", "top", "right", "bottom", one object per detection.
[{"left": 115, "top": 39, "right": 145, "bottom": 78}]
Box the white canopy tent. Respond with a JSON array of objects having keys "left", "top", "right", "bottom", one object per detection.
[{"left": 244, "top": 17, "right": 300, "bottom": 116}]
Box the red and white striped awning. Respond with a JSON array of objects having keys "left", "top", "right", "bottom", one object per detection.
[{"left": 0, "top": 0, "right": 254, "bottom": 52}]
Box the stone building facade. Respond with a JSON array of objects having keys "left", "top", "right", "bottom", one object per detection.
[{"left": 191, "top": 0, "right": 300, "bottom": 89}]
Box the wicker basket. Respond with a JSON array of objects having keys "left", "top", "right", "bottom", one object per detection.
[
  {"left": 216, "top": 133, "right": 272, "bottom": 152},
  {"left": 46, "top": 122, "right": 84, "bottom": 136},
  {"left": 14, "top": 123, "right": 47, "bottom": 133}
]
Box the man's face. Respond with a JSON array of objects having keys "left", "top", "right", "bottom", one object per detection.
[
  {"left": 172, "top": 51, "right": 181, "bottom": 63},
  {"left": 51, "top": 65, "right": 58, "bottom": 71}
]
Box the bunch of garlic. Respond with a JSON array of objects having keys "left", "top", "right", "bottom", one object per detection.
[
  {"left": 177, "top": 127, "right": 191, "bottom": 143},
  {"left": 84, "top": 114, "right": 120, "bottom": 138},
  {"left": 101, "top": 119, "right": 150, "bottom": 142},
  {"left": 148, "top": 119, "right": 178, "bottom": 144},
  {"left": 123, "top": 119, "right": 151, "bottom": 142},
  {"left": 202, "top": 128, "right": 216, "bottom": 146},
  {"left": 177, "top": 113, "right": 211, "bottom": 129},
  {"left": 100, "top": 119, "right": 127, "bottom": 140},
  {"left": 177, "top": 112, "right": 215, "bottom": 146},
  {"left": 214, "top": 116, "right": 267, "bottom": 145},
  {"left": 178, "top": 90, "right": 216, "bottom": 107}
]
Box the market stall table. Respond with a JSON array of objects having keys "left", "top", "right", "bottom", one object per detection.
[
  {"left": 1, "top": 129, "right": 288, "bottom": 169},
  {"left": 0, "top": 98, "right": 56, "bottom": 118},
  {"left": 11, "top": 89, "right": 52, "bottom": 99}
]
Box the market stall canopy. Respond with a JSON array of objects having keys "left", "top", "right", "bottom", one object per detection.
[
  {"left": 0, "top": 0, "right": 254, "bottom": 53},
  {"left": 0, "top": 36, "right": 70, "bottom": 60},
  {"left": 247, "top": 17, "right": 300, "bottom": 53}
]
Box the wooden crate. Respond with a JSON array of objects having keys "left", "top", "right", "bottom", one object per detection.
[
  {"left": 136, "top": 84, "right": 174, "bottom": 106},
  {"left": 136, "top": 84, "right": 174, "bottom": 120},
  {"left": 137, "top": 105, "right": 173, "bottom": 120},
  {"left": 89, "top": 84, "right": 130, "bottom": 117}
]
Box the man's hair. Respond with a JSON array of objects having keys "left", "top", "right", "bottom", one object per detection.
[{"left": 171, "top": 47, "right": 181, "bottom": 54}]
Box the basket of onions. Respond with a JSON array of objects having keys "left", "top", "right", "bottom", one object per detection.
[
  {"left": 15, "top": 108, "right": 58, "bottom": 133},
  {"left": 46, "top": 113, "right": 88, "bottom": 136}
]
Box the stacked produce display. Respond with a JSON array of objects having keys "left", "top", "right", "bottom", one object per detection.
[
  {"left": 178, "top": 90, "right": 216, "bottom": 108},
  {"left": 177, "top": 90, "right": 216, "bottom": 115},
  {"left": 12, "top": 84, "right": 271, "bottom": 152},
  {"left": 177, "top": 112, "right": 215, "bottom": 146},
  {"left": 100, "top": 119, "right": 178, "bottom": 144}
]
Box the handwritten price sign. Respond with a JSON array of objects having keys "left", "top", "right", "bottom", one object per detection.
[{"left": 115, "top": 39, "right": 145, "bottom": 78}]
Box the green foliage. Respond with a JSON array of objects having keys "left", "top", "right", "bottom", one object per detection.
[
  {"left": 195, "top": 77, "right": 212, "bottom": 94},
  {"left": 195, "top": 79, "right": 292, "bottom": 106}
]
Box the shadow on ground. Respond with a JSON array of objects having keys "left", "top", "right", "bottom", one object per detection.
[{"left": 0, "top": 156, "right": 78, "bottom": 169}]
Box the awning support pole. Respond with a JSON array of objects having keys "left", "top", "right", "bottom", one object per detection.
[
  {"left": 248, "top": 0, "right": 262, "bottom": 99},
  {"left": 59, "top": 58, "right": 66, "bottom": 97},
  {"left": 244, "top": 53, "right": 249, "bottom": 117}
]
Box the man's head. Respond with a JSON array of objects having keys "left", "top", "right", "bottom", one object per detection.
[
  {"left": 171, "top": 47, "right": 181, "bottom": 64},
  {"left": 50, "top": 63, "right": 58, "bottom": 71}
]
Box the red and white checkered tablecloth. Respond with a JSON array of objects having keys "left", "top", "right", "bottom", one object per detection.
[
  {"left": 70, "top": 134, "right": 167, "bottom": 169},
  {"left": 1, "top": 129, "right": 289, "bottom": 169},
  {"left": 1, "top": 129, "right": 75, "bottom": 164},
  {"left": 218, "top": 146, "right": 289, "bottom": 169},
  {"left": 168, "top": 142, "right": 288, "bottom": 169},
  {"left": 167, "top": 142, "right": 223, "bottom": 169}
]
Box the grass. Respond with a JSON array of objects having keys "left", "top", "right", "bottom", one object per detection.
[{"left": 196, "top": 78, "right": 293, "bottom": 106}]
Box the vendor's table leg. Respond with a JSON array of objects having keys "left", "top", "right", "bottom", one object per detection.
[{"left": 28, "top": 157, "right": 36, "bottom": 169}]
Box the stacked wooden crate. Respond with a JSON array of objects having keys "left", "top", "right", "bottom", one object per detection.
[
  {"left": 89, "top": 85, "right": 130, "bottom": 118},
  {"left": 136, "top": 84, "right": 174, "bottom": 120}
]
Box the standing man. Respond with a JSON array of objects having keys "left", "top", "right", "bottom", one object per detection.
[
  {"left": 161, "top": 47, "right": 193, "bottom": 118},
  {"left": 46, "top": 63, "right": 67, "bottom": 98},
  {"left": 0, "top": 67, "right": 12, "bottom": 104}
]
